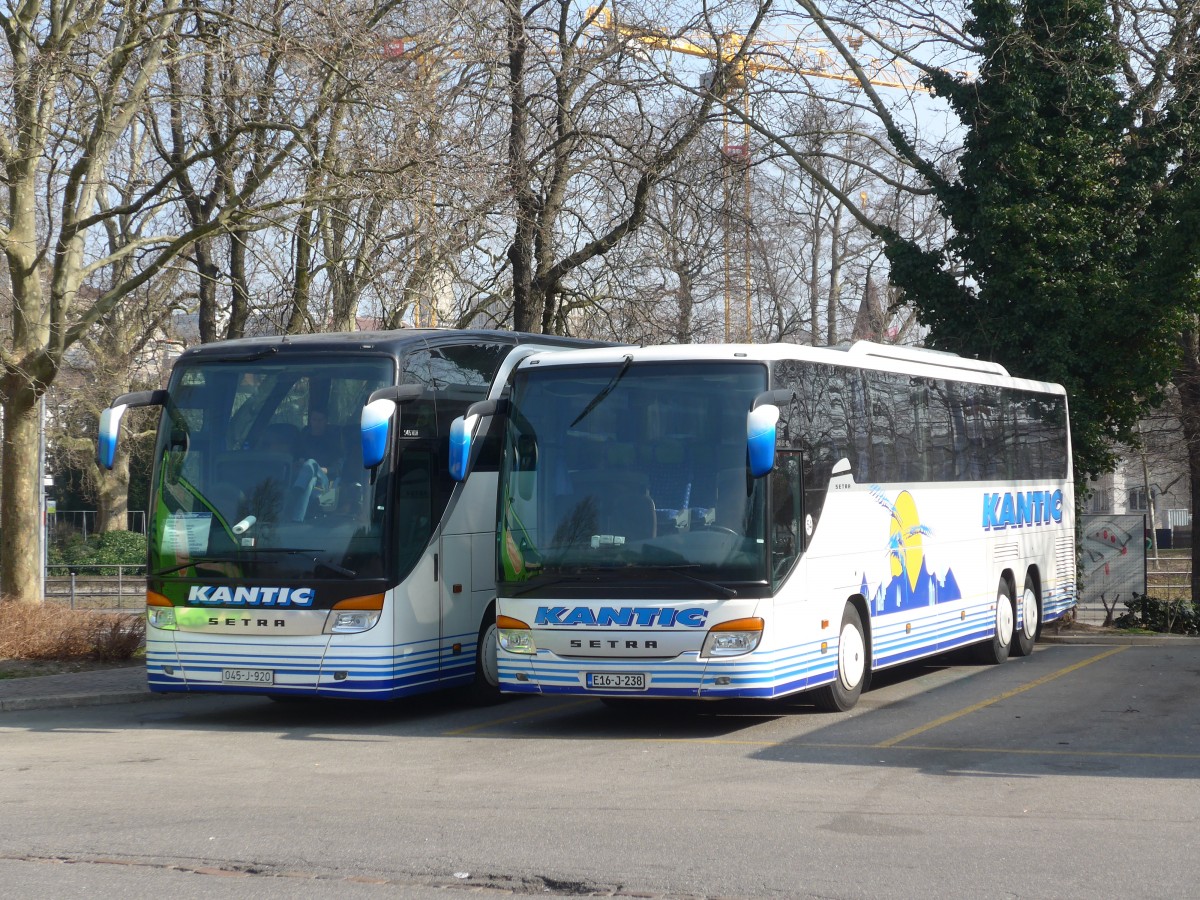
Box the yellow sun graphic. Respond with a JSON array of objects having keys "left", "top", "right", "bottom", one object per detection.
[{"left": 888, "top": 490, "right": 924, "bottom": 591}]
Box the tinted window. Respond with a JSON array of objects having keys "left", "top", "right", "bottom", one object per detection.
[{"left": 774, "top": 360, "right": 1068, "bottom": 488}]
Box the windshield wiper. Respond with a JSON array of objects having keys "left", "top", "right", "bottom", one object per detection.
[
  {"left": 569, "top": 355, "right": 634, "bottom": 427},
  {"left": 507, "top": 565, "right": 735, "bottom": 599},
  {"left": 509, "top": 574, "right": 587, "bottom": 597},
  {"left": 151, "top": 556, "right": 243, "bottom": 578},
  {"left": 626, "top": 565, "right": 737, "bottom": 599},
  {"left": 152, "top": 549, "right": 355, "bottom": 579}
]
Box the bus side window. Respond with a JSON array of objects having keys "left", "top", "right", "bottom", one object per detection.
[{"left": 771, "top": 452, "right": 803, "bottom": 586}]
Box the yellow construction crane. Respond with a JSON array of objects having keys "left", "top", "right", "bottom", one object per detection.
[{"left": 588, "top": 6, "right": 928, "bottom": 343}]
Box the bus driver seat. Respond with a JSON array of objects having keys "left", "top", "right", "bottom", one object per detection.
[
  {"left": 584, "top": 471, "right": 656, "bottom": 543},
  {"left": 713, "top": 467, "right": 749, "bottom": 532}
]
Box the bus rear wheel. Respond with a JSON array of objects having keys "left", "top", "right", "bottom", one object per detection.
[
  {"left": 974, "top": 577, "right": 1015, "bottom": 664},
  {"left": 1012, "top": 575, "right": 1040, "bottom": 657},
  {"left": 812, "top": 603, "right": 867, "bottom": 712}
]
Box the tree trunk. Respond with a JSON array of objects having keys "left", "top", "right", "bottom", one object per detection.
[
  {"left": 228, "top": 228, "right": 250, "bottom": 339},
  {"left": 96, "top": 451, "right": 131, "bottom": 534},
  {"left": 0, "top": 389, "right": 43, "bottom": 604},
  {"left": 1173, "top": 326, "right": 1200, "bottom": 606},
  {"left": 196, "top": 237, "right": 220, "bottom": 344}
]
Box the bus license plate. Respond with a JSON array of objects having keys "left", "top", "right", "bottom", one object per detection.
[
  {"left": 222, "top": 668, "right": 274, "bottom": 685},
  {"left": 586, "top": 672, "right": 646, "bottom": 691}
]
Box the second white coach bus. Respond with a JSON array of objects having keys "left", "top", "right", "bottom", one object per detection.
[{"left": 452, "top": 341, "right": 1076, "bottom": 711}]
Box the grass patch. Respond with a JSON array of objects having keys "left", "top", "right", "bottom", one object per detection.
[{"left": 0, "top": 600, "right": 145, "bottom": 662}]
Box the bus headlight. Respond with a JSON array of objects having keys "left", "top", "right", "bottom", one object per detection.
[
  {"left": 147, "top": 607, "right": 177, "bottom": 630},
  {"left": 325, "top": 594, "right": 385, "bottom": 634},
  {"left": 497, "top": 614, "right": 537, "bottom": 655},
  {"left": 701, "top": 617, "right": 764, "bottom": 658},
  {"left": 147, "top": 591, "right": 176, "bottom": 630}
]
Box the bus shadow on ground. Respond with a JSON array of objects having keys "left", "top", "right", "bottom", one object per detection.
[
  {"left": 747, "top": 652, "right": 1200, "bottom": 781},
  {"left": 117, "top": 657, "right": 964, "bottom": 743}
]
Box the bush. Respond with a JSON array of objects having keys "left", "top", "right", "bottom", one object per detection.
[
  {"left": 1113, "top": 593, "right": 1200, "bottom": 635},
  {"left": 0, "top": 601, "right": 145, "bottom": 661},
  {"left": 48, "top": 530, "right": 147, "bottom": 576}
]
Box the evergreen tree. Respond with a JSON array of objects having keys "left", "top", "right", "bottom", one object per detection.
[{"left": 883, "top": 0, "right": 1182, "bottom": 480}]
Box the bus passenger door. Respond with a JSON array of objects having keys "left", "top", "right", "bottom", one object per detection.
[{"left": 439, "top": 532, "right": 475, "bottom": 684}]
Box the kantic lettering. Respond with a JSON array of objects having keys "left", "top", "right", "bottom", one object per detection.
[
  {"left": 535, "top": 606, "right": 708, "bottom": 627},
  {"left": 188, "top": 585, "right": 315, "bottom": 607},
  {"left": 982, "top": 490, "right": 1064, "bottom": 531}
]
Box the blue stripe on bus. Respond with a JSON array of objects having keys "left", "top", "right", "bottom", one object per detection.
[{"left": 146, "top": 632, "right": 484, "bottom": 699}]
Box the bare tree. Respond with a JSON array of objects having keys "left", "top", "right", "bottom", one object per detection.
[
  {"left": 500, "top": 1, "right": 775, "bottom": 335},
  {"left": 0, "top": 0, "right": 379, "bottom": 603}
]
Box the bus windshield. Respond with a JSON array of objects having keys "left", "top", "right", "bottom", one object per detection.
[
  {"left": 498, "top": 361, "right": 769, "bottom": 593},
  {"left": 149, "top": 356, "right": 396, "bottom": 582}
]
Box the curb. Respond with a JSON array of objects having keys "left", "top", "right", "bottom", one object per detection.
[
  {"left": 1038, "top": 632, "right": 1200, "bottom": 647},
  {"left": 0, "top": 690, "right": 171, "bottom": 713}
]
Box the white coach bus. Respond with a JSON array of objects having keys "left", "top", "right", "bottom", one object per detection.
[
  {"left": 451, "top": 341, "right": 1076, "bottom": 711},
  {"left": 98, "top": 329, "right": 602, "bottom": 702}
]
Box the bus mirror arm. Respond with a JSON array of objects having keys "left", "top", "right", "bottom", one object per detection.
[
  {"left": 752, "top": 388, "right": 794, "bottom": 410},
  {"left": 367, "top": 384, "right": 424, "bottom": 406},
  {"left": 97, "top": 389, "right": 168, "bottom": 470}
]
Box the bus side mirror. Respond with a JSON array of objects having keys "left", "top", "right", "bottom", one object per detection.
[
  {"left": 449, "top": 398, "right": 509, "bottom": 482},
  {"left": 97, "top": 389, "right": 167, "bottom": 470},
  {"left": 361, "top": 385, "right": 424, "bottom": 469},
  {"left": 361, "top": 398, "right": 396, "bottom": 469},
  {"left": 747, "top": 404, "right": 780, "bottom": 478},
  {"left": 747, "top": 388, "right": 792, "bottom": 478},
  {"left": 448, "top": 413, "right": 477, "bottom": 482},
  {"left": 97, "top": 405, "right": 127, "bottom": 470}
]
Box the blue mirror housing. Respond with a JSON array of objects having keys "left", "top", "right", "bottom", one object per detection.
[
  {"left": 97, "top": 404, "right": 126, "bottom": 470},
  {"left": 448, "top": 414, "right": 478, "bottom": 482},
  {"left": 96, "top": 389, "right": 167, "bottom": 470},
  {"left": 448, "top": 398, "right": 508, "bottom": 482},
  {"left": 361, "top": 398, "right": 396, "bottom": 468},
  {"left": 746, "top": 404, "right": 780, "bottom": 478}
]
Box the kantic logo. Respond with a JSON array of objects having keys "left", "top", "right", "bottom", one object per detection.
[
  {"left": 982, "top": 490, "right": 1064, "bottom": 531},
  {"left": 534, "top": 606, "right": 708, "bottom": 627},
  {"left": 187, "top": 586, "right": 315, "bottom": 607}
]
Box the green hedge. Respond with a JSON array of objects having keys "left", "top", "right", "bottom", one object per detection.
[
  {"left": 48, "top": 531, "right": 147, "bottom": 576},
  {"left": 1113, "top": 593, "right": 1200, "bottom": 635}
]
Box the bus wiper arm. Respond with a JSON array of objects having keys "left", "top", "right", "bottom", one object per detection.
[
  {"left": 509, "top": 575, "right": 585, "bottom": 597},
  {"left": 569, "top": 355, "right": 633, "bottom": 427},
  {"left": 637, "top": 566, "right": 737, "bottom": 598},
  {"left": 153, "top": 550, "right": 356, "bottom": 579},
  {"left": 242, "top": 548, "right": 357, "bottom": 578},
  {"left": 151, "top": 557, "right": 243, "bottom": 577},
  {"left": 316, "top": 560, "right": 357, "bottom": 578}
]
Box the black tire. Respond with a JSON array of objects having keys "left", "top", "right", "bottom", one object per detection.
[
  {"left": 465, "top": 606, "right": 503, "bottom": 706},
  {"left": 973, "top": 577, "right": 1015, "bottom": 664},
  {"left": 812, "top": 603, "right": 867, "bottom": 712},
  {"left": 1012, "top": 574, "right": 1040, "bottom": 657}
]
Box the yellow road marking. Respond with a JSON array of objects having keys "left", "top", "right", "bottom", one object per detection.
[
  {"left": 443, "top": 698, "right": 594, "bottom": 735},
  {"left": 874, "top": 646, "right": 1128, "bottom": 749}
]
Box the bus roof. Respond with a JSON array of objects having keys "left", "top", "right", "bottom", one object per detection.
[
  {"left": 515, "top": 340, "right": 1066, "bottom": 396},
  {"left": 175, "top": 328, "right": 605, "bottom": 362}
]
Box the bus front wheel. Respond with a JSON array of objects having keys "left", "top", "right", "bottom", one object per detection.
[
  {"left": 812, "top": 603, "right": 867, "bottom": 712},
  {"left": 974, "top": 578, "right": 1015, "bottom": 664},
  {"left": 466, "top": 607, "right": 503, "bottom": 706}
]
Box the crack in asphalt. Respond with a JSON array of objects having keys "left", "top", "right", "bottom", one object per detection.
[{"left": 1, "top": 853, "right": 732, "bottom": 899}]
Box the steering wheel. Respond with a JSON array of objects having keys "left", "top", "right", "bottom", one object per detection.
[{"left": 696, "top": 524, "right": 739, "bottom": 536}]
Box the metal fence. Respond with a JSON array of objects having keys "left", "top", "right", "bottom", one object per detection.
[
  {"left": 43, "top": 564, "right": 146, "bottom": 612},
  {"left": 49, "top": 510, "right": 146, "bottom": 540}
]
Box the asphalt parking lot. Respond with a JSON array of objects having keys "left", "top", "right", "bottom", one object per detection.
[{"left": 4, "top": 641, "right": 1199, "bottom": 898}]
